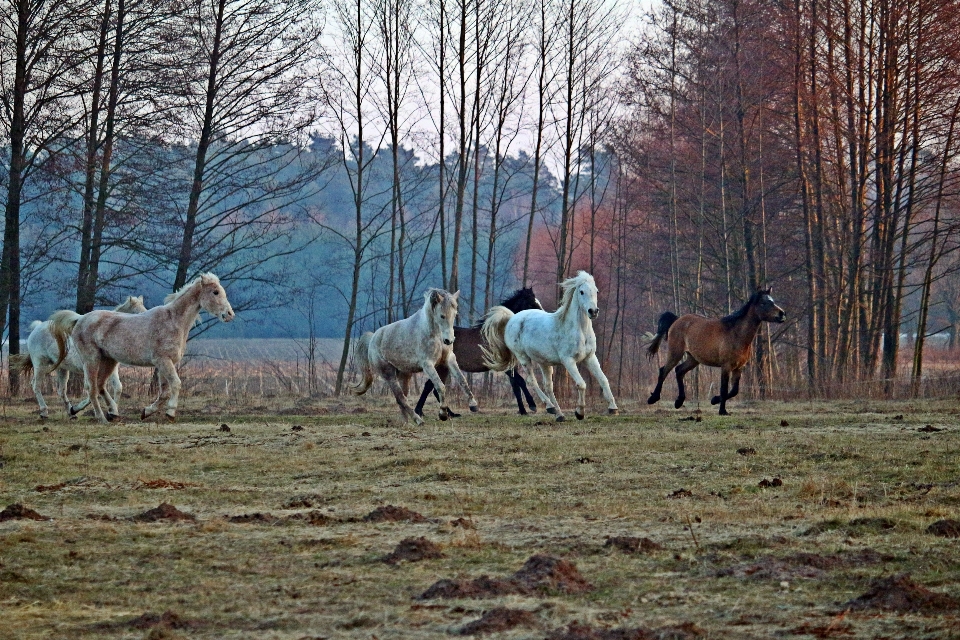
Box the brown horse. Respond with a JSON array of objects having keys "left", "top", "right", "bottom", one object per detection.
[
  {"left": 646, "top": 289, "right": 785, "bottom": 415},
  {"left": 415, "top": 287, "right": 542, "bottom": 417}
]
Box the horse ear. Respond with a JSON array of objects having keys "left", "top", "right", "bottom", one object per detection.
[
  {"left": 136, "top": 296, "right": 144, "bottom": 303},
  {"left": 451, "top": 290, "right": 460, "bottom": 301},
  {"left": 429, "top": 289, "right": 442, "bottom": 306}
]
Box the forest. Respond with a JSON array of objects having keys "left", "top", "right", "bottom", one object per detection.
[{"left": 1, "top": 0, "right": 959, "bottom": 398}]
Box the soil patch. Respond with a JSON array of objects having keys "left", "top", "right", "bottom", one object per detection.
[
  {"left": 419, "top": 554, "right": 592, "bottom": 599},
  {"left": 131, "top": 503, "right": 196, "bottom": 522},
  {"left": 758, "top": 477, "right": 783, "bottom": 488},
  {"left": 604, "top": 536, "right": 663, "bottom": 554},
  {"left": 736, "top": 447, "right": 757, "bottom": 456},
  {"left": 228, "top": 512, "right": 280, "bottom": 524},
  {"left": 457, "top": 608, "right": 538, "bottom": 635},
  {"left": 0, "top": 503, "right": 49, "bottom": 521},
  {"left": 545, "top": 620, "right": 704, "bottom": 640},
  {"left": 287, "top": 510, "right": 333, "bottom": 526},
  {"left": 805, "top": 517, "right": 899, "bottom": 536},
  {"left": 846, "top": 573, "right": 960, "bottom": 613},
  {"left": 669, "top": 489, "right": 692, "bottom": 499},
  {"left": 382, "top": 537, "right": 445, "bottom": 564},
  {"left": 283, "top": 494, "right": 326, "bottom": 508},
  {"left": 34, "top": 482, "right": 67, "bottom": 492},
  {"left": 363, "top": 505, "right": 428, "bottom": 523},
  {"left": 717, "top": 549, "right": 892, "bottom": 581},
  {"left": 136, "top": 478, "right": 187, "bottom": 490},
  {"left": 926, "top": 519, "right": 960, "bottom": 538},
  {"left": 450, "top": 517, "right": 475, "bottom": 529}
]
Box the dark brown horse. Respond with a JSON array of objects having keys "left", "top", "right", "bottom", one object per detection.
[
  {"left": 415, "top": 287, "right": 542, "bottom": 417},
  {"left": 646, "top": 289, "right": 785, "bottom": 415}
]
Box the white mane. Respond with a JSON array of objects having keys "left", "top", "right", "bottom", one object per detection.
[
  {"left": 556, "top": 271, "right": 595, "bottom": 323},
  {"left": 164, "top": 273, "right": 220, "bottom": 305}
]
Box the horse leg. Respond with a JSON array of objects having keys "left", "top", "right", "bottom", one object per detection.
[
  {"left": 104, "top": 370, "right": 122, "bottom": 419},
  {"left": 515, "top": 355, "right": 552, "bottom": 413},
  {"left": 141, "top": 376, "right": 167, "bottom": 419},
  {"left": 648, "top": 350, "right": 684, "bottom": 405},
  {"left": 513, "top": 368, "right": 537, "bottom": 413},
  {"left": 384, "top": 366, "right": 422, "bottom": 426},
  {"left": 30, "top": 359, "right": 50, "bottom": 419},
  {"left": 506, "top": 370, "right": 527, "bottom": 415},
  {"left": 420, "top": 362, "right": 450, "bottom": 421},
  {"left": 717, "top": 370, "right": 731, "bottom": 416},
  {"left": 444, "top": 357, "right": 473, "bottom": 415},
  {"left": 415, "top": 379, "right": 434, "bottom": 417},
  {"left": 81, "top": 361, "right": 109, "bottom": 424},
  {"left": 674, "top": 356, "right": 699, "bottom": 409},
  {"left": 711, "top": 369, "right": 743, "bottom": 405},
  {"left": 560, "top": 357, "right": 588, "bottom": 420},
  {"left": 154, "top": 358, "right": 182, "bottom": 421},
  {"left": 539, "top": 364, "right": 565, "bottom": 422},
  {"left": 584, "top": 353, "right": 619, "bottom": 415}
]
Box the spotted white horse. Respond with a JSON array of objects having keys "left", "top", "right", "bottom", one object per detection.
[
  {"left": 48, "top": 274, "right": 234, "bottom": 423},
  {"left": 351, "top": 288, "right": 476, "bottom": 425},
  {"left": 11, "top": 296, "right": 147, "bottom": 420},
  {"left": 482, "top": 271, "right": 618, "bottom": 422}
]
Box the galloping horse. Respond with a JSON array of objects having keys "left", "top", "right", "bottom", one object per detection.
[
  {"left": 12, "top": 296, "right": 147, "bottom": 420},
  {"left": 646, "top": 289, "right": 785, "bottom": 415},
  {"left": 49, "top": 273, "right": 235, "bottom": 423},
  {"left": 415, "top": 287, "right": 543, "bottom": 418},
  {"left": 352, "top": 288, "right": 476, "bottom": 425},
  {"left": 482, "top": 271, "right": 618, "bottom": 422}
]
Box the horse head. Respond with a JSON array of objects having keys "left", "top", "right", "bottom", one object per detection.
[
  {"left": 198, "top": 273, "right": 235, "bottom": 322},
  {"left": 503, "top": 287, "right": 543, "bottom": 313},
  {"left": 427, "top": 288, "right": 458, "bottom": 346},
  {"left": 565, "top": 271, "right": 599, "bottom": 320},
  {"left": 754, "top": 288, "right": 785, "bottom": 323}
]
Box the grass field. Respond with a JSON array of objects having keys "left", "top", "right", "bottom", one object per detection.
[{"left": 1, "top": 394, "right": 959, "bottom": 639}]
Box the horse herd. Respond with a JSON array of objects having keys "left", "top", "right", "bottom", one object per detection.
[{"left": 12, "top": 270, "right": 786, "bottom": 424}]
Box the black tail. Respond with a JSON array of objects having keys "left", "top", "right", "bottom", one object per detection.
[{"left": 647, "top": 311, "right": 679, "bottom": 357}]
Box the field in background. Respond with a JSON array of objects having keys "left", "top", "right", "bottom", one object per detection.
[{"left": 0, "top": 397, "right": 959, "bottom": 638}]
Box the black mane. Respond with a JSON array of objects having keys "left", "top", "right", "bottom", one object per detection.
[
  {"left": 469, "top": 287, "right": 539, "bottom": 328},
  {"left": 720, "top": 290, "right": 769, "bottom": 328}
]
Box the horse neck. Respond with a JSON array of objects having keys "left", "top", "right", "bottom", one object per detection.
[
  {"left": 730, "top": 308, "right": 763, "bottom": 345},
  {"left": 558, "top": 295, "right": 591, "bottom": 336},
  {"left": 418, "top": 301, "right": 438, "bottom": 338},
  {"left": 168, "top": 285, "right": 203, "bottom": 333}
]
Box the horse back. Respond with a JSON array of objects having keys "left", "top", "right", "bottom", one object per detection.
[
  {"left": 452, "top": 325, "right": 487, "bottom": 373},
  {"left": 670, "top": 314, "right": 752, "bottom": 369}
]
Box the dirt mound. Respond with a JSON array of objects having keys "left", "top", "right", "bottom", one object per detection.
[
  {"left": 131, "top": 503, "right": 196, "bottom": 522},
  {"left": 34, "top": 482, "right": 67, "bottom": 492},
  {"left": 383, "top": 537, "right": 445, "bottom": 564},
  {"left": 136, "top": 478, "right": 187, "bottom": 490},
  {"left": 363, "top": 505, "right": 428, "bottom": 523},
  {"left": 127, "top": 610, "right": 194, "bottom": 630},
  {"left": 450, "top": 517, "right": 475, "bottom": 529},
  {"left": 458, "top": 608, "right": 538, "bottom": 635},
  {"left": 0, "top": 503, "right": 49, "bottom": 521},
  {"left": 419, "top": 555, "right": 592, "bottom": 599},
  {"left": 668, "top": 488, "right": 692, "bottom": 499},
  {"left": 758, "top": 477, "right": 783, "bottom": 488},
  {"left": 846, "top": 573, "right": 960, "bottom": 612},
  {"left": 545, "top": 621, "right": 704, "bottom": 640},
  {"left": 291, "top": 510, "right": 333, "bottom": 526},
  {"left": 283, "top": 494, "right": 326, "bottom": 508},
  {"left": 717, "top": 549, "right": 892, "bottom": 581},
  {"left": 926, "top": 519, "right": 960, "bottom": 538},
  {"left": 605, "top": 536, "right": 663, "bottom": 554},
  {"left": 228, "top": 512, "right": 280, "bottom": 524},
  {"left": 805, "top": 517, "right": 899, "bottom": 536}
]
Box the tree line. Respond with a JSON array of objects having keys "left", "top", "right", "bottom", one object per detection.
[{"left": 1, "top": 0, "right": 958, "bottom": 399}]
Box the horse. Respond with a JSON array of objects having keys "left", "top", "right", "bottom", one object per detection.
[
  {"left": 352, "top": 288, "right": 476, "bottom": 425},
  {"left": 414, "top": 287, "right": 543, "bottom": 418},
  {"left": 646, "top": 289, "right": 785, "bottom": 415},
  {"left": 482, "top": 271, "right": 619, "bottom": 422},
  {"left": 11, "top": 296, "right": 147, "bottom": 420},
  {"left": 48, "top": 273, "right": 235, "bottom": 423}
]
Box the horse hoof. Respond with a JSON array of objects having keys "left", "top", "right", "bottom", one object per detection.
[
  {"left": 69, "top": 405, "right": 80, "bottom": 416},
  {"left": 674, "top": 398, "right": 685, "bottom": 409},
  {"left": 69, "top": 413, "right": 78, "bottom": 421},
  {"left": 555, "top": 415, "right": 566, "bottom": 422},
  {"left": 518, "top": 409, "right": 528, "bottom": 416},
  {"left": 719, "top": 410, "right": 730, "bottom": 416},
  {"left": 575, "top": 411, "right": 584, "bottom": 420},
  {"left": 647, "top": 395, "right": 659, "bottom": 405},
  {"left": 546, "top": 407, "right": 558, "bottom": 415},
  {"left": 165, "top": 413, "right": 177, "bottom": 423},
  {"left": 608, "top": 408, "right": 619, "bottom": 416},
  {"left": 528, "top": 406, "right": 537, "bottom": 414},
  {"left": 414, "top": 409, "right": 424, "bottom": 418},
  {"left": 448, "top": 410, "right": 462, "bottom": 418},
  {"left": 439, "top": 411, "right": 448, "bottom": 421},
  {"left": 711, "top": 395, "right": 721, "bottom": 405},
  {"left": 469, "top": 405, "right": 478, "bottom": 413},
  {"left": 106, "top": 413, "right": 118, "bottom": 422},
  {"left": 140, "top": 409, "right": 148, "bottom": 421},
  {"left": 39, "top": 413, "right": 48, "bottom": 421}
]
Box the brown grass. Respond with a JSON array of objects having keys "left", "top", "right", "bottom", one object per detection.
[{"left": 1, "top": 394, "right": 959, "bottom": 638}]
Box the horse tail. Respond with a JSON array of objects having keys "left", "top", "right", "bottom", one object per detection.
[
  {"left": 9, "top": 353, "right": 33, "bottom": 377},
  {"left": 47, "top": 310, "right": 82, "bottom": 371},
  {"left": 350, "top": 332, "right": 375, "bottom": 395},
  {"left": 647, "top": 311, "right": 679, "bottom": 358},
  {"left": 481, "top": 306, "right": 516, "bottom": 372},
  {"left": 29, "top": 320, "right": 42, "bottom": 331}
]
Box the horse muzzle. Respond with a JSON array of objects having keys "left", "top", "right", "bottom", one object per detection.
[
  {"left": 775, "top": 311, "right": 786, "bottom": 323},
  {"left": 443, "top": 338, "right": 453, "bottom": 345},
  {"left": 220, "top": 310, "right": 235, "bottom": 322},
  {"left": 588, "top": 308, "right": 599, "bottom": 320}
]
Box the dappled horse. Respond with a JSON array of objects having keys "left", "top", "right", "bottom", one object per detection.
[
  {"left": 482, "top": 271, "right": 618, "bottom": 422},
  {"left": 646, "top": 289, "right": 785, "bottom": 415},
  {"left": 352, "top": 289, "right": 476, "bottom": 425},
  {"left": 48, "top": 274, "right": 235, "bottom": 423},
  {"left": 12, "top": 296, "right": 147, "bottom": 420},
  {"left": 415, "top": 287, "right": 543, "bottom": 418}
]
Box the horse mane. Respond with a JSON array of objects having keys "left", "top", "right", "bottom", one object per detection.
[
  {"left": 720, "top": 290, "right": 770, "bottom": 328},
  {"left": 470, "top": 287, "right": 534, "bottom": 327},
  {"left": 164, "top": 273, "right": 220, "bottom": 305},
  {"left": 556, "top": 271, "right": 595, "bottom": 323}
]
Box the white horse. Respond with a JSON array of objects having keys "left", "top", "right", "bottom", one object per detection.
[
  {"left": 11, "top": 296, "right": 147, "bottom": 420},
  {"left": 482, "top": 271, "right": 618, "bottom": 422},
  {"left": 351, "top": 288, "right": 476, "bottom": 425},
  {"left": 48, "top": 273, "right": 234, "bottom": 423}
]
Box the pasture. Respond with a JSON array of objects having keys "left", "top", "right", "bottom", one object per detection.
[{"left": 1, "top": 395, "right": 959, "bottom": 639}]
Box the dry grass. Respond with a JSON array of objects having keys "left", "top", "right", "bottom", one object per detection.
[{"left": 1, "top": 393, "right": 959, "bottom": 639}]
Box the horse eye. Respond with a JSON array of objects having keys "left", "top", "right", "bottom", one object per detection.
[{"left": 214, "top": 291, "right": 219, "bottom": 295}]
